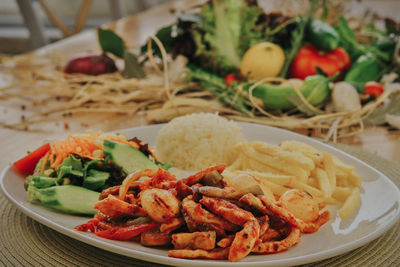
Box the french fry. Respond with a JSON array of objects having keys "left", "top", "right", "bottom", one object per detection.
[
  {"left": 242, "top": 145, "right": 309, "bottom": 183},
  {"left": 252, "top": 141, "right": 315, "bottom": 171},
  {"left": 241, "top": 170, "right": 293, "bottom": 186},
  {"left": 247, "top": 155, "right": 282, "bottom": 174},
  {"left": 289, "top": 180, "right": 324, "bottom": 198},
  {"left": 336, "top": 173, "right": 350, "bottom": 187},
  {"left": 322, "top": 152, "right": 336, "bottom": 192},
  {"left": 339, "top": 187, "right": 361, "bottom": 219},
  {"left": 333, "top": 156, "right": 355, "bottom": 174},
  {"left": 239, "top": 145, "right": 283, "bottom": 173},
  {"left": 280, "top": 140, "right": 319, "bottom": 154},
  {"left": 280, "top": 140, "right": 323, "bottom": 166},
  {"left": 336, "top": 169, "right": 348, "bottom": 182},
  {"left": 315, "top": 168, "right": 332, "bottom": 197},
  {"left": 307, "top": 177, "right": 318, "bottom": 188},
  {"left": 228, "top": 140, "right": 363, "bottom": 220},
  {"left": 227, "top": 154, "right": 244, "bottom": 170},
  {"left": 332, "top": 187, "right": 352, "bottom": 202},
  {"left": 261, "top": 179, "right": 290, "bottom": 196},
  {"left": 348, "top": 171, "right": 362, "bottom": 186},
  {"left": 321, "top": 197, "right": 340, "bottom": 205}
]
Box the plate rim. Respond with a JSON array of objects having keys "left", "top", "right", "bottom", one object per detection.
[{"left": 1, "top": 122, "right": 400, "bottom": 266}]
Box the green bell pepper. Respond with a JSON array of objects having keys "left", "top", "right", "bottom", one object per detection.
[
  {"left": 344, "top": 53, "right": 381, "bottom": 92},
  {"left": 306, "top": 18, "right": 340, "bottom": 51}
]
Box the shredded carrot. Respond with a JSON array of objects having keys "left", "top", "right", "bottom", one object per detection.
[
  {"left": 47, "top": 131, "right": 142, "bottom": 169},
  {"left": 107, "top": 136, "right": 140, "bottom": 150},
  {"left": 40, "top": 151, "right": 50, "bottom": 174}
]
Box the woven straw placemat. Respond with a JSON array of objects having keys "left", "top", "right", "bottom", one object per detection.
[{"left": 1, "top": 143, "right": 400, "bottom": 267}]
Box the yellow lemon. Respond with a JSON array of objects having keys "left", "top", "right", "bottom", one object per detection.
[{"left": 240, "top": 42, "right": 285, "bottom": 80}]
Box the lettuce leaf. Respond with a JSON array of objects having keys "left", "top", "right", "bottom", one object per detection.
[{"left": 188, "top": 0, "right": 265, "bottom": 75}]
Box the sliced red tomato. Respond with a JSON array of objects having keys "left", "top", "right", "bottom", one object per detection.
[
  {"left": 291, "top": 45, "right": 351, "bottom": 79},
  {"left": 13, "top": 143, "right": 51, "bottom": 176},
  {"left": 95, "top": 222, "right": 158, "bottom": 240},
  {"left": 364, "top": 81, "right": 384, "bottom": 98}
]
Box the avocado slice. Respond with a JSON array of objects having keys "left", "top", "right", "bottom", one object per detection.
[{"left": 103, "top": 140, "right": 157, "bottom": 174}]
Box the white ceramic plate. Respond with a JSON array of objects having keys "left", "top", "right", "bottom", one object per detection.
[{"left": 1, "top": 122, "right": 400, "bottom": 266}]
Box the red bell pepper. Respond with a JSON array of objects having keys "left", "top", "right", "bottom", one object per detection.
[
  {"left": 291, "top": 44, "right": 351, "bottom": 79},
  {"left": 74, "top": 218, "right": 101, "bottom": 233},
  {"left": 95, "top": 222, "right": 158, "bottom": 240},
  {"left": 13, "top": 143, "right": 51, "bottom": 176},
  {"left": 364, "top": 81, "right": 384, "bottom": 98}
]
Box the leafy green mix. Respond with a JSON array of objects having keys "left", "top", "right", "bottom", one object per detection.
[
  {"left": 26, "top": 153, "right": 124, "bottom": 193},
  {"left": 142, "top": 0, "right": 296, "bottom": 76},
  {"left": 25, "top": 138, "right": 171, "bottom": 214}
]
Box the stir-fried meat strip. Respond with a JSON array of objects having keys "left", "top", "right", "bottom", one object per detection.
[
  {"left": 99, "top": 185, "right": 120, "bottom": 200},
  {"left": 240, "top": 193, "right": 330, "bottom": 234},
  {"left": 239, "top": 193, "right": 272, "bottom": 215},
  {"left": 199, "top": 196, "right": 260, "bottom": 262},
  {"left": 94, "top": 195, "right": 146, "bottom": 218},
  {"left": 182, "top": 164, "right": 226, "bottom": 186},
  {"left": 258, "top": 195, "right": 330, "bottom": 233},
  {"left": 258, "top": 215, "right": 270, "bottom": 236},
  {"left": 181, "top": 208, "right": 197, "bottom": 232},
  {"left": 198, "top": 186, "right": 244, "bottom": 199},
  {"left": 229, "top": 220, "right": 260, "bottom": 262},
  {"left": 160, "top": 217, "right": 185, "bottom": 234},
  {"left": 217, "top": 235, "right": 235, "bottom": 248},
  {"left": 252, "top": 227, "right": 301, "bottom": 254},
  {"left": 175, "top": 180, "right": 193, "bottom": 199},
  {"left": 261, "top": 228, "right": 283, "bottom": 242},
  {"left": 77, "top": 164, "right": 331, "bottom": 263},
  {"left": 139, "top": 168, "right": 177, "bottom": 191},
  {"left": 172, "top": 231, "right": 216, "bottom": 250},
  {"left": 182, "top": 196, "right": 240, "bottom": 232},
  {"left": 141, "top": 232, "right": 171, "bottom": 246},
  {"left": 200, "top": 196, "right": 254, "bottom": 226}
]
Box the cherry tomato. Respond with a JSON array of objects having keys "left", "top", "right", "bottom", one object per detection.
[
  {"left": 291, "top": 45, "right": 351, "bottom": 79},
  {"left": 364, "top": 81, "right": 384, "bottom": 98},
  {"left": 224, "top": 73, "right": 239, "bottom": 86},
  {"left": 13, "top": 143, "right": 51, "bottom": 176}
]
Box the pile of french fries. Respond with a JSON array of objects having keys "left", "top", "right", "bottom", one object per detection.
[{"left": 225, "top": 140, "right": 361, "bottom": 219}]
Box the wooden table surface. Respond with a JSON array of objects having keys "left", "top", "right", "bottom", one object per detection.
[{"left": 1, "top": 0, "right": 399, "bottom": 172}]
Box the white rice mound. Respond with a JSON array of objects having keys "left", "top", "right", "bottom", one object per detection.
[{"left": 155, "top": 113, "right": 245, "bottom": 170}]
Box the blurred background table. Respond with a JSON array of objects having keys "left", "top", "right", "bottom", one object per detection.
[{"left": 1, "top": 0, "right": 400, "bottom": 172}]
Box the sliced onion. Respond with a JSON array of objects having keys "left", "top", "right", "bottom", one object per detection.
[{"left": 119, "top": 169, "right": 157, "bottom": 200}]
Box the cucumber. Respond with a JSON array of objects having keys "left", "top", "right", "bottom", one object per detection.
[
  {"left": 82, "top": 169, "right": 110, "bottom": 190},
  {"left": 28, "top": 185, "right": 99, "bottom": 215},
  {"left": 250, "top": 74, "right": 330, "bottom": 110},
  {"left": 32, "top": 176, "right": 57, "bottom": 188},
  {"left": 103, "top": 140, "right": 157, "bottom": 174}
]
